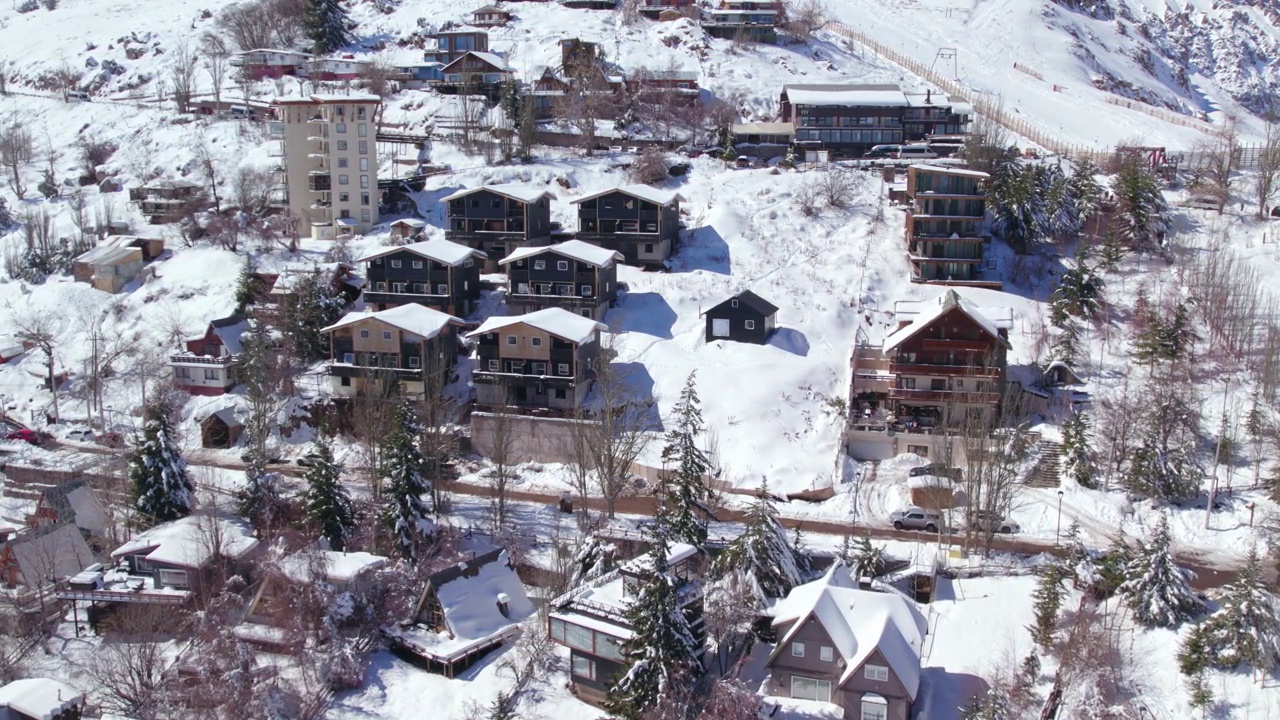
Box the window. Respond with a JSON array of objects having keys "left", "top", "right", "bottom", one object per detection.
[
  {"left": 464, "top": 259, "right": 474, "bottom": 267},
  {"left": 571, "top": 655, "right": 596, "bottom": 681},
  {"left": 491, "top": 199, "right": 502, "bottom": 209},
  {"left": 559, "top": 284, "right": 573, "bottom": 297},
  {"left": 581, "top": 285, "right": 593, "bottom": 297},
  {"left": 711, "top": 318, "right": 730, "bottom": 337},
  {"left": 531, "top": 337, "right": 543, "bottom": 347},
  {"left": 361, "top": 210, "right": 370, "bottom": 223},
  {"left": 597, "top": 634, "right": 624, "bottom": 662},
  {"left": 437, "top": 284, "right": 448, "bottom": 295},
  {"left": 358, "top": 123, "right": 368, "bottom": 137},
  {"left": 339, "top": 192, "right": 350, "bottom": 202},
  {"left": 506, "top": 335, "right": 517, "bottom": 346},
  {"left": 534, "top": 260, "right": 546, "bottom": 270},
  {"left": 730, "top": 299, "right": 739, "bottom": 308},
  {"left": 791, "top": 642, "right": 805, "bottom": 658},
  {"left": 175, "top": 367, "right": 191, "bottom": 379},
  {"left": 391, "top": 260, "right": 402, "bottom": 268},
  {"left": 413, "top": 283, "right": 426, "bottom": 294},
  {"left": 343, "top": 353, "right": 354, "bottom": 363},
  {"left": 408, "top": 356, "right": 420, "bottom": 368},
  {"left": 860, "top": 699, "right": 888, "bottom": 720},
  {"left": 204, "top": 368, "right": 220, "bottom": 380},
  {"left": 339, "top": 174, "right": 349, "bottom": 185},
  {"left": 158, "top": 569, "right": 189, "bottom": 589},
  {"left": 356, "top": 105, "right": 367, "bottom": 119},
  {"left": 902, "top": 377, "right": 916, "bottom": 390},
  {"left": 340, "top": 376, "right": 351, "bottom": 387},
  {"left": 359, "top": 329, "right": 370, "bottom": 338},
  {"left": 553, "top": 388, "right": 567, "bottom": 399},
  {"left": 488, "top": 360, "right": 499, "bottom": 371},
  {"left": 336, "top": 122, "right": 347, "bottom": 133},
  {"left": 361, "top": 192, "right": 370, "bottom": 206},
  {"left": 557, "top": 363, "right": 570, "bottom": 375},
  {"left": 336, "top": 140, "right": 348, "bottom": 151},
  {"left": 360, "top": 158, "right": 369, "bottom": 172},
  {"left": 864, "top": 665, "right": 890, "bottom": 682},
  {"left": 644, "top": 243, "right": 654, "bottom": 253},
  {"left": 393, "top": 283, "right": 406, "bottom": 293},
  {"left": 532, "top": 362, "right": 546, "bottom": 375},
  {"left": 412, "top": 260, "right": 423, "bottom": 269},
  {"left": 745, "top": 320, "right": 756, "bottom": 330},
  {"left": 790, "top": 676, "right": 832, "bottom": 703},
  {"left": 359, "top": 140, "right": 369, "bottom": 155},
  {"left": 557, "top": 260, "right": 569, "bottom": 271},
  {"left": 565, "top": 624, "right": 593, "bottom": 651},
  {"left": 360, "top": 175, "right": 370, "bottom": 188},
  {"left": 517, "top": 283, "right": 530, "bottom": 294},
  {"left": 382, "top": 331, "right": 393, "bottom": 341},
  {"left": 337, "top": 157, "right": 348, "bottom": 168}
]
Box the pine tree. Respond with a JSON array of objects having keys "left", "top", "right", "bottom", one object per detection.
[
  {"left": 1096, "top": 225, "right": 1126, "bottom": 271},
  {"left": 1041, "top": 163, "right": 1081, "bottom": 240},
  {"left": 1052, "top": 261, "right": 1105, "bottom": 320},
  {"left": 1119, "top": 514, "right": 1203, "bottom": 628},
  {"left": 487, "top": 692, "right": 517, "bottom": 720},
  {"left": 303, "top": 434, "right": 355, "bottom": 551},
  {"left": 1029, "top": 562, "right": 1067, "bottom": 649},
  {"left": 989, "top": 161, "right": 1046, "bottom": 253},
  {"left": 1186, "top": 670, "right": 1214, "bottom": 715},
  {"left": 380, "top": 397, "right": 433, "bottom": 559},
  {"left": 284, "top": 271, "right": 347, "bottom": 361},
  {"left": 1050, "top": 320, "right": 1083, "bottom": 365},
  {"left": 238, "top": 456, "right": 282, "bottom": 528},
  {"left": 129, "top": 399, "right": 194, "bottom": 524},
  {"left": 1068, "top": 158, "right": 1103, "bottom": 225},
  {"left": 1178, "top": 621, "right": 1211, "bottom": 676},
  {"left": 606, "top": 533, "right": 702, "bottom": 719},
  {"left": 234, "top": 255, "right": 256, "bottom": 315},
  {"left": 711, "top": 479, "right": 805, "bottom": 610},
  {"left": 1197, "top": 546, "right": 1280, "bottom": 671},
  {"left": 1126, "top": 386, "right": 1203, "bottom": 503},
  {"left": 1094, "top": 534, "right": 1132, "bottom": 599},
  {"left": 1113, "top": 154, "right": 1171, "bottom": 253},
  {"left": 1062, "top": 412, "right": 1096, "bottom": 489},
  {"left": 657, "top": 373, "right": 714, "bottom": 548},
  {"left": 304, "top": 0, "right": 351, "bottom": 55},
  {"left": 0, "top": 197, "right": 11, "bottom": 229},
  {"left": 848, "top": 535, "right": 888, "bottom": 580},
  {"left": 961, "top": 687, "right": 1014, "bottom": 720}
]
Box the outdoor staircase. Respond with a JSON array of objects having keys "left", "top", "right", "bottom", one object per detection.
[{"left": 1026, "top": 441, "right": 1063, "bottom": 489}]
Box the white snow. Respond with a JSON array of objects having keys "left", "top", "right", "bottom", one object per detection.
[
  {"left": 111, "top": 515, "right": 259, "bottom": 567},
  {"left": 909, "top": 164, "right": 990, "bottom": 180},
  {"left": 570, "top": 185, "right": 685, "bottom": 207},
  {"left": 0, "top": 678, "right": 84, "bottom": 720},
  {"left": 280, "top": 550, "right": 388, "bottom": 584},
  {"left": 499, "top": 240, "right": 623, "bottom": 269},
  {"left": 431, "top": 550, "right": 534, "bottom": 645},
  {"left": 467, "top": 307, "right": 607, "bottom": 345},
  {"left": 322, "top": 305, "right": 464, "bottom": 340},
  {"left": 358, "top": 237, "right": 486, "bottom": 266},
  {"left": 440, "top": 183, "right": 555, "bottom": 204},
  {"left": 782, "top": 84, "right": 910, "bottom": 108},
  {"left": 882, "top": 289, "right": 1011, "bottom": 353}
]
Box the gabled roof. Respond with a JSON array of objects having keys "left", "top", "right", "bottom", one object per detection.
[
  {"left": 770, "top": 563, "right": 927, "bottom": 699},
  {"left": 708, "top": 290, "right": 778, "bottom": 317},
  {"left": 358, "top": 238, "right": 488, "bottom": 266},
  {"left": 883, "top": 289, "right": 1011, "bottom": 354},
  {"left": 473, "top": 4, "right": 507, "bottom": 13},
  {"left": 111, "top": 515, "right": 259, "bottom": 568},
  {"left": 467, "top": 308, "right": 606, "bottom": 345},
  {"left": 441, "top": 183, "right": 555, "bottom": 204},
  {"left": 202, "top": 407, "right": 243, "bottom": 429},
  {"left": 75, "top": 244, "right": 142, "bottom": 267},
  {"left": 321, "top": 304, "right": 464, "bottom": 340},
  {"left": 423, "top": 549, "right": 534, "bottom": 641},
  {"left": 909, "top": 164, "right": 989, "bottom": 179},
  {"left": 37, "top": 480, "right": 109, "bottom": 536},
  {"left": 440, "top": 51, "right": 511, "bottom": 74},
  {"left": 570, "top": 184, "right": 684, "bottom": 207},
  {"left": 210, "top": 315, "right": 249, "bottom": 355},
  {"left": 500, "top": 240, "right": 622, "bottom": 269},
  {"left": 281, "top": 550, "right": 388, "bottom": 584},
  {"left": 5, "top": 523, "right": 95, "bottom": 587}
]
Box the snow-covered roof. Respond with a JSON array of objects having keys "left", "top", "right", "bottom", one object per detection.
[
  {"left": 783, "top": 84, "right": 908, "bottom": 108},
  {"left": 570, "top": 184, "right": 684, "bottom": 207},
  {"left": 75, "top": 244, "right": 142, "bottom": 267},
  {"left": 281, "top": 550, "right": 388, "bottom": 584},
  {"left": 467, "top": 308, "right": 607, "bottom": 345},
  {"left": 142, "top": 178, "right": 202, "bottom": 190},
  {"left": 0, "top": 678, "right": 84, "bottom": 720},
  {"left": 441, "top": 51, "right": 510, "bottom": 73},
  {"left": 473, "top": 4, "right": 506, "bottom": 13},
  {"left": 40, "top": 480, "right": 109, "bottom": 536},
  {"left": 771, "top": 563, "right": 927, "bottom": 698},
  {"left": 431, "top": 550, "right": 534, "bottom": 640},
  {"left": 309, "top": 92, "right": 380, "bottom": 103},
  {"left": 709, "top": 290, "right": 779, "bottom": 317},
  {"left": 269, "top": 262, "right": 352, "bottom": 294},
  {"left": 390, "top": 218, "right": 427, "bottom": 228},
  {"left": 111, "top": 515, "right": 259, "bottom": 568},
  {"left": 500, "top": 240, "right": 623, "bottom": 268},
  {"left": 441, "top": 183, "right": 554, "bottom": 204},
  {"left": 6, "top": 523, "right": 94, "bottom": 587},
  {"left": 618, "top": 542, "right": 698, "bottom": 575},
  {"left": 883, "top": 289, "right": 1012, "bottom": 354},
  {"left": 210, "top": 316, "right": 248, "bottom": 355},
  {"left": 203, "top": 407, "right": 242, "bottom": 429},
  {"left": 732, "top": 122, "right": 796, "bottom": 135},
  {"left": 357, "top": 238, "right": 487, "bottom": 266},
  {"left": 910, "top": 164, "right": 989, "bottom": 179},
  {"left": 322, "top": 304, "right": 464, "bottom": 339}
]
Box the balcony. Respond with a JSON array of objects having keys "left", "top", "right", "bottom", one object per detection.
[
  {"left": 170, "top": 353, "right": 235, "bottom": 366},
  {"left": 888, "top": 387, "right": 1000, "bottom": 404},
  {"left": 888, "top": 362, "right": 1000, "bottom": 378},
  {"left": 268, "top": 121, "right": 285, "bottom": 138},
  {"left": 506, "top": 292, "right": 602, "bottom": 310},
  {"left": 472, "top": 370, "right": 578, "bottom": 388},
  {"left": 328, "top": 363, "right": 423, "bottom": 379},
  {"left": 307, "top": 175, "right": 332, "bottom": 192},
  {"left": 364, "top": 289, "right": 448, "bottom": 305}
]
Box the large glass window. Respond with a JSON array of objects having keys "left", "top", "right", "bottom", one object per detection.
[
  {"left": 791, "top": 676, "right": 832, "bottom": 703},
  {"left": 571, "top": 655, "right": 596, "bottom": 680},
  {"left": 565, "top": 623, "right": 594, "bottom": 652}
]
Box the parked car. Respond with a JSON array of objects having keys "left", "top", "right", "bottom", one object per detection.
[
  {"left": 5, "top": 429, "right": 40, "bottom": 446},
  {"left": 296, "top": 452, "right": 324, "bottom": 467},
  {"left": 889, "top": 506, "right": 945, "bottom": 532},
  {"left": 893, "top": 145, "right": 938, "bottom": 160},
  {"left": 967, "top": 510, "right": 1020, "bottom": 534},
  {"left": 864, "top": 144, "right": 901, "bottom": 159},
  {"left": 65, "top": 90, "right": 90, "bottom": 102},
  {"left": 1182, "top": 195, "right": 1220, "bottom": 211},
  {"left": 240, "top": 450, "right": 285, "bottom": 464},
  {"left": 625, "top": 146, "right": 641, "bottom": 154},
  {"left": 63, "top": 428, "right": 95, "bottom": 443},
  {"left": 734, "top": 155, "right": 755, "bottom": 168},
  {"left": 608, "top": 145, "right": 624, "bottom": 153},
  {"left": 908, "top": 463, "right": 963, "bottom": 481}
]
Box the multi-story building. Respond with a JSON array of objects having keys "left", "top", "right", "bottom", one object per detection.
[
  {"left": 779, "top": 84, "right": 972, "bottom": 157},
  {"left": 905, "top": 164, "right": 1000, "bottom": 288},
  {"left": 231, "top": 49, "right": 313, "bottom": 80},
  {"left": 499, "top": 240, "right": 621, "bottom": 321},
  {"left": 443, "top": 184, "right": 555, "bottom": 270},
  {"left": 639, "top": 0, "right": 696, "bottom": 19},
  {"left": 466, "top": 308, "right": 606, "bottom": 410},
  {"left": 848, "top": 289, "right": 1012, "bottom": 459},
  {"left": 548, "top": 543, "right": 704, "bottom": 706},
  {"left": 169, "top": 314, "right": 247, "bottom": 396},
  {"left": 426, "top": 30, "right": 490, "bottom": 67},
  {"left": 571, "top": 185, "right": 683, "bottom": 267},
  {"left": 700, "top": 0, "right": 781, "bottom": 42},
  {"left": 321, "top": 305, "right": 464, "bottom": 398},
  {"left": 358, "top": 238, "right": 486, "bottom": 316},
  {"left": 270, "top": 94, "right": 381, "bottom": 240},
  {"left": 438, "top": 51, "right": 514, "bottom": 94}
]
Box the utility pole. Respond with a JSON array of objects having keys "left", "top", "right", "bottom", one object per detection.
[{"left": 1205, "top": 380, "right": 1230, "bottom": 530}]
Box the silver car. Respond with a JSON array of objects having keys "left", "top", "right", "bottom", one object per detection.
[{"left": 889, "top": 507, "right": 945, "bottom": 532}]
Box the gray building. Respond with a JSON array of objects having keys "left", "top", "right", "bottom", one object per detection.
[
  {"left": 359, "top": 238, "right": 487, "bottom": 316},
  {"left": 779, "top": 84, "right": 972, "bottom": 157},
  {"left": 443, "top": 184, "right": 556, "bottom": 271},
  {"left": 499, "top": 240, "right": 622, "bottom": 321},
  {"left": 571, "top": 185, "right": 683, "bottom": 268}
]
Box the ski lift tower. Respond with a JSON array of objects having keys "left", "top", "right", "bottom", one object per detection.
[{"left": 930, "top": 48, "right": 959, "bottom": 82}]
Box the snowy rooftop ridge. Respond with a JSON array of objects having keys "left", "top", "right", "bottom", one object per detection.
[
  {"left": 280, "top": 550, "right": 388, "bottom": 584},
  {"left": 909, "top": 164, "right": 990, "bottom": 179},
  {"left": 441, "top": 183, "right": 555, "bottom": 204},
  {"left": 432, "top": 549, "right": 534, "bottom": 642},
  {"left": 357, "top": 237, "right": 488, "bottom": 266},
  {"left": 112, "top": 515, "right": 259, "bottom": 568},
  {"left": 500, "top": 240, "right": 623, "bottom": 268},
  {"left": 0, "top": 678, "right": 84, "bottom": 720},
  {"left": 883, "top": 289, "right": 1012, "bottom": 354},
  {"left": 570, "top": 184, "right": 685, "bottom": 207},
  {"left": 467, "top": 308, "right": 607, "bottom": 345},
  {"left": 771, "top": 563, "right": 927, "bottom": 698},
  {"left": 783, "top": 83, "right": 909, "bottom": 108},
  {"left": 322, "top": 304, "right": 464, "bottom": 340}
]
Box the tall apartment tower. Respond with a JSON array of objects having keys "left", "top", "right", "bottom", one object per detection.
[{"left": 270, "top": 94, "right": 381, "bottom": 240}]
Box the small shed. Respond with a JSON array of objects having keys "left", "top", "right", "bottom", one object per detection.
[
  {"left": 390, "top": 218, "right": 428, "bottom": 241},
  {"left": 199, "top": 409, "right": 243, "bottom": 449},
  {"left": 703, "top": 290, "right": 778, "bottom": 344},
  {"left": 0, "top": 677, "right": 86, "bottom": 720},
  {"left": 1041, "top": 360, "right": 1083, "bottom": 388}
]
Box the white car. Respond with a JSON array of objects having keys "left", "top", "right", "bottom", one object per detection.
[{"left": 63, "top": 428, "right": 94, "bottom": 443}]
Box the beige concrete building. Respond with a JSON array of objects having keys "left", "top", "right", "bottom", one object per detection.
[{"left": 270, "top": 94, "right": 381, "bottom": 240}]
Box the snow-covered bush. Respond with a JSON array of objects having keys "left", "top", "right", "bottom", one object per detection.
[{"left": 16, "top": 0, "right": 38, "bottom": 13}]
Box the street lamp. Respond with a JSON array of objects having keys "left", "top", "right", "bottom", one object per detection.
[{"left": 1055, "top": 490, "right": 1064, "bottom": 546}]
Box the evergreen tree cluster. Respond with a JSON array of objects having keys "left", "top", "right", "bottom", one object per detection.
[
  {"left": 284, "top": 272, "right": 347, "bottom": 361},
  {"left": 1118, "top": 514, "right": 1203, "bottom": 628},
  {"left": 379, "top": 396, "right": 433, "bottom": 559},
  {"left": 1178, "top": 547, "right": 1280, "bottom": 674},
  {"left": 1132, "top": 301, "right": 1196, "bottom": 366},
  {"left": 657, "top": 373, "right": 715, "bottom": 548},
  {"left": 11, "top": 236, "right": 91, "bottom": 284},
  {"left": 1112, "top": 154, "right": 1171, "bottom": 253},
  {"left": 1029, "top": 561, "right": 1067, "bottom": 649},
  {"left": 304, "top": 0, "right": 352, "bottom": 55},
  {"left": 988, "top": 160, "right": 1102, "bottom": 253},
  {"left": 710, "top": 481, "right": 806, "bottom": 610},
  {"left": 129, "top": 399, "right": 195, "bottom": 524},
  {"left": 1061, "top": 412, "right": 1096, "bottom": 489},
  {"left": 303, "top": 433, "right": 356, "bottom": 551},
  {"left": 1125, "top": 384, "right": 1203, "bottom": 502}
]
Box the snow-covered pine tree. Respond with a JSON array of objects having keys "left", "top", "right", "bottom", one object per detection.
[
  {"left": 1125, "top": 386, "right": 1203, "bottom": 502},
  {"left": 1198, "top": 546, "right": 1280, "bottom": 672},
  {"left": 989, "top": 161, "right": 1046, "bottom": 253},
  {"left": 129, "top": 399, "right": 194, "bottom": 524},
  {"left": 1112, "top": 154, "right": 1170, "bottom": 254},
  {"left": 1029, "top": 562, "right": 1067, "bottom": 649},
  {"left": 487, "top": 692, "right": 517, "bottom": 720},
  {"left": 1050, "top": 320, "right": 1083, "bottom": 365},
  {"left": 1093, "top": 534, "right": 1132, "bottom": 599},
  {"left": 1177, "top": 620, "right": 1211, "bottom": 677},
  {"left": 569, "top": 535, "right": 618, "bottom": 586},
  {"left": 1119, "top": 514, "right": 1203, "bottom": 628},
  {"left": 234, "top": 254, "right": 256, "bottom": 315},
  {"left": 380, "top": 396, "right": 433, "bottom": 559},
  {"left": 1061, "top": 412, "right": 1096, "bottom": 489},
  {"left": 606, "top": 532, "right": 702, "bottom": 719},
  {"left": 303, "top": 433, "right": 356, "bottom": 551},
  {"left": 848, "top": 534, "right": 888, "bottom": 580},
  {"left": 0, "top": 197, "right": 11, "bottom": 229},
  {"left": 238, "top": 453, "right": 282, "bottom": 528},
  {"left": 1052, "top": 261, "right": 1105, "bottom": 320},
  {"left": 1068, "top": 158, "right": 1103, "bottom": 226},
  {"left": 304, "top": 0, "right": 351, "bottom": 55},
  {"left": 284, "top": 272, "right": 347, "bottom": 361},
  {"left": 710, "top": 479, "right": 805, "bottom": 610},
  {"left": 657, "top": 372, "right": 714, "bottom": 547},
  {"left": 1040, "top": 163, "right": 1082, "bottom": 240}
]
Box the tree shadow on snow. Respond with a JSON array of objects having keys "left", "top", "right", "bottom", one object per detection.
[
  {"left": 917, "top": 667, "right": 988, "bottom": 720},
  {"left": 669, "top": 225, "right": 730, "bottom": 275},
  {"left": 608, "top": 292, "right": 676, "bottom": 339},
  {"left": 768, "top": 328, "right": 809, "bottom": 356},
  {"left": 589, "top": 361, "right": 664, "bottom": 432}
]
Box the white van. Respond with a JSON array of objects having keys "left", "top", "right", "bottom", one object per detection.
[
  {"left": 229, "top": 105, "right": 254, "bottom": 118},
  {"left": 895, "top": 145, "right": 938, "bottom": 160},
  {"left": 65, "top": 90, "right": 90, "bottom": 103}
]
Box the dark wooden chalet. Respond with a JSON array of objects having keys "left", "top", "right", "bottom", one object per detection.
[
  {"left": 704, "top": 290, "right": 778, "bottom": 344},
  {"left": 498, "top": 240, "right": 621, "bottom": 321},
  {"left": 465, "top": 308, "right": 606, "bottom": 410},
  {"left": 358, "top": 238, "right": 487, "bottom": 316},
  {"left": 571, "top": 185, "right": 683, "bottom": 268},
  {"left": 321, "top": 305, "right": 465, "bottom": 400},
  {"left": 426, "top": 30, "right": 489, "bottom": 67},
  {"left": 442, "top": 184, "right": 555, "bottom": 271}
]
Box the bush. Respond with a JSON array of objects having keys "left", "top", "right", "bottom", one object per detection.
[
  {"left": 16, "top": 0, "right": 38, "bottom": 13},
  {"left": 629, "top": 148, "right": 670, "bottom": 185},
  {"left": 41, "top": 0, "right": 58, "bottom": 9}
]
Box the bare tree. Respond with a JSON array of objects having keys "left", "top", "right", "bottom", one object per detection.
[
  {"left": 1189, "top": 121, "right": 1239, "bottom": 214},
  {"left": 1257, "top": 120, "right": 1280, "bottom": 220},
  {"left": 193, "top": 140, "right": 222, "bottom": 211},
  {"left": 169, "top": 40, "right": 200, "bottom": 115},
  {"left": 219, "top": 0, "right": 305, "bottom": 51},
  {"left": 78, "top": 609, "right": 174, "bottom": 719},
  {"left": 783, "top": 0, "right": 827, "bottom": 42},
  {"left": 629, "top": 148, "right": 669, "bottom": 185},
  {"left": 484, "top": 398, "right": 519, "bottom": 530},
  {"left": 957, "top": 380, "right": 1034, "bottom": 556},
  {"left": 553, "top": 74, "right": 616, "bottom": 156},
  {"left": 201, "top": 33, "right": 232, "bottom": 110},
  {"left": 76, "top": 134, "right": 117, "bottom": 179},
  {"left": 0, "top": 120, "right": 34, "bottom": 199},
  {"left": 9, "top": 306, "right": 62, "bottom": 421},
  {"left": 960, "top": 111, "right": 1012, "bottom": 175},
  {"left": 559, "top": 408, "right": 598, "bottom": 525},
  {"left": 586, "top": 340, "right": 654, "bottom": 518},
  {"left": 358, "top": 59, "right": 396, "bottom": 130}
]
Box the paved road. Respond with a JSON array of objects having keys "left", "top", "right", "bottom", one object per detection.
[{"left": 46, "top": 440, "right": 1240, "bottom": 591}]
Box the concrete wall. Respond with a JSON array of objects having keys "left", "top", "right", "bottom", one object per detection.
[{"left": 470, "top": 412, "right": 601, "bottom": 464}]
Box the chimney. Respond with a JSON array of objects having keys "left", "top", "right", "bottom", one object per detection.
[{"left": 925, "top": 89, "right": 932, "bottom": 105}]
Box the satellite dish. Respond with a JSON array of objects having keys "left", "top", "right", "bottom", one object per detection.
[{"left": 836, "top": 658, "right": 845, "bottom": 668}]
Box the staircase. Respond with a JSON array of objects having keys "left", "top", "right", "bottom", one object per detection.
[{"left": 1026, "top": 441, "right": 1062, "bottom": 489}]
